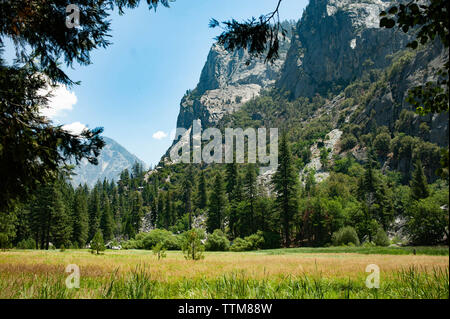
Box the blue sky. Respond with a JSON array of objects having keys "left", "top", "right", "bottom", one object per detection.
[{"left": 10, "top": 0, "right": 309, "bottom": 167}]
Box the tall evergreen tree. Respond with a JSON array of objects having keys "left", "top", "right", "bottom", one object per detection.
[
  {"left": 156, "top": 191, "right": 165, "bottom": 229},
  {"left": 130, "top": 191, "right": 144, "bottom": 234},
  {"left": 118, "top": 169, "right": 130, "bottom": 194},
  {"left": 411, "top": 159, "right": 430, "bottom": 200},
  {"left": 30, "top": 184, "right": 53, "bottom": 249},
  {"left": 29, "top": 181, "right": 72, "bottom": 249},
  {"left": 272, "top": 132, "right": 298, "bottom": 247},
  {"left": 111, "top": 186, "right": 122, "bottom": 236},
  {"left": 72, "top": 187, "right": 89, "bottom": 247},
  {"left": 150, "top": 190, "right": 158, "bottom": 228},
  {"left": 164, "top": 191, "right": 174, "bottom": 229},
  {"left": 88, "top": 187, "right": 102, "bottom": 241},
  {"left": 225, "top": 162, "right": 238, "bottom": 196},
  {"left": 207, "top": 172, "right": 227, "bottom": 233},
  {"left": 197, "top": 170, "right": 208, "bottom": 210},
  {"left": 50, "top": 184, "right": 72, "bottom": 249},
  {"left": 100, "top": 191, "right": 114, "bottom": 241},
  {"left": 228, "top": 171, "right": 243, "bottom": 239},
  {"left": 242, "top": 164, "right": 258, "bottom": 235},
  {"left": 182, "top": 165, "right": 194, "bottom": 228}
]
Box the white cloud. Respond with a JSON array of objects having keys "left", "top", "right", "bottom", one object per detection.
[
  {"left": 40, "top": 84, "right": 78, "bottom": 119},
  {"left": 152, "top": 130, "right": 168, "bottom": 140},
  {"left": 62, "top": 122, "right": 87, "bottom": 135}
]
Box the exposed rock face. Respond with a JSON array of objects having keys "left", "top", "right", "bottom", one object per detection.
[
  {"left": 176, "top": 29, "right": 293, "bottom": 130},
  {"left": 164, "top": 0, "right": 447, "bottom": 176},
  {"left": 349, "top": 40, "right": 449, "bottom": 146},
  {"left": 301, "top": 129, "right": 343, "bottom": 183},
  {"left": 278, "top": 0, "right": 410, "bottom": 98},
  {"left": 71, "top": 137, "right": 146, "bottom": 188}
]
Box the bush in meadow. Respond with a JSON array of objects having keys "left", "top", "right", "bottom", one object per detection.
[
  {"left": 331, "top": 226, "right": 360, "bottom": 246},
  {"left": 205, "top": 229, "right": 230, "bottom": 251},
  {"left": 373, "top": 228, "right": 390, "bottom": 246},
  {"left": 16, "top": 238, "right": 36, "bottom": 249}
]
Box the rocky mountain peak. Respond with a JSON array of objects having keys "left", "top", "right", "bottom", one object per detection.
[
  {"left": 176, "top": 22, "right": 295, "bottom": 130},
  {"left": 70, "top": 137, "right": 146, "bottom": 188},
  {"left": 278, "top": 0, "right": 409, "bottom": 98}
]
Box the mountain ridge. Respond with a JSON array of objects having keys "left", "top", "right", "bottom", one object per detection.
[{"left": 70, "top": 136, "right": 146, "bottom": 188}]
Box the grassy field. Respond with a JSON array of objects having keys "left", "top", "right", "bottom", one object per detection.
[{"left": 0, "top": 247, "right": 448, "bottom": 299}]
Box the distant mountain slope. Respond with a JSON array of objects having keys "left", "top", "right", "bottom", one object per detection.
[
  {"left": 174, "top": 20, "right": 295, "bottom": 131},
  {"left": 160, "top": 0, "right": 447, "bottom": 179},
  {"left": 70, "top": 137, "right": 146, "bottom": 188}
]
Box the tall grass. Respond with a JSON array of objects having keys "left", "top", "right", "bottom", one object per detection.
[
  {"left": 258, "top": 246, "right": 449, "bottom": 256},
  {"left": 1, "top": 265, "right": 447, "bottom": 299}
]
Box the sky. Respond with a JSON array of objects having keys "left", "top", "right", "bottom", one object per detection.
[{"left": 7, "top": 0, "right": 309, "bottom": 167}]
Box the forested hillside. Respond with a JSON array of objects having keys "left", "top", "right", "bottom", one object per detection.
[{"left": 1, "top": 0, "right": 448, "bottom": 251}]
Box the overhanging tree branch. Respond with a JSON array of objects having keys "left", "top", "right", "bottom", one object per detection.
[{"left": 209, "top": 0, "right": 287, "bottom": 64}]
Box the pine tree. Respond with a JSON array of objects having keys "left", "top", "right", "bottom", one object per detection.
[
  {"left": 50, "top": 184, "right": 72, "bottom": 249},
  {"left": 182, "top": 228, "right": 205, "bottom": 260},
  {"left": 197, "top": 169, "right": 208, "bottom": 210},
  {"left": 182, "top": 165, "right": 194, "bottom": 228},
  {"left": 207, "top": 172, "right": 227, "bottom": 233},
  {"left": 88, "top": 187, "right": 101, "bottom": 241},
  {"left": 228, "top": 171, "right": 243, "bottom": 239},
  {"left": 150, "top": 190, "right": 158, "bottom": 228},
  {"left": 111, "top": 186, "right": 121, "bottom": 237},
  {"left": 225, "top": 162, "right": 238, "bottom": 196},
  {"left": 130, "top": 191, "right": 144, "bottom": 234},
  {"left": 272, "top": 132, "right": 298, "bottom": 247},
  {"left": 119, "top": 169, "right": 130, "bottom": 194},
  {"left": 90, "top": 230, "right": 105, "bottom": 255},
  {"left": 100, "top": 191, "right": 114, "bottom": 242},
  {"left": 72, "top": 187, "right": 89, "bottom": 247},
  {"left": 242, "top": 164, "right": 258, "bottom": 235},
  {"left": 156, "top": 191, "right": 165, "bottom": 229},
  {"left": 357, "top": 155, "right": 394, "bottom": 238},
  {"left": 164, "top": 191, "right": 173, "bottom": 229},
  {"left": 411, "top": 159, "right": 430, "bottom": 200},
  {"left": 30, "top": 184, "right": 54, "bottom": 249},
  {"left": 304, "top": 169, "right": 316, "bottom": 197}
]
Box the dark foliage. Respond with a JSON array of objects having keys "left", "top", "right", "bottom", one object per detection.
[{"left": 210, "top": 0, "right": 288, "bottom": 64}]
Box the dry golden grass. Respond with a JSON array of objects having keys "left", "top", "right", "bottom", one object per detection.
[
  {"left": 1, "top": 249, "right": 448, "bottom": 281},
  {"left": 0, "top": 249, "right": 448, "bottom": 299}
]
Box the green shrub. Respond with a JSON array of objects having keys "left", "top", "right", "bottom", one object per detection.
[
  {"left": 0, "top": 233, "right": 10, "bottom": 250},
  {"left": 205, "top": 229, "right": 230, "bottom": 251},
  {"left": 374, "top": 228, "right": 390, "bottom": 247},
  {"left": 262, "top": 231, "right": 281, "bottom": 249},
  {"left": 230, "top": 237, "right": 250, "bottom": 252},
  {"left": 141, "top": 229, "right": 181, "bottom": 250},
  {"left": 406, "top": 197, "right": 448, "bottom": 245},
  {"left": 121, "top": 239, "right": 143, "bottom": 250},
  {"left": 362, "top": 241, "right": 376, "bottom": 248},
  {"left": 245, "top": 231, "right": 265, "bottom": 250},
  {"left": 373, "top": 132, "right": 391, "bottom": 157},
  {"left": 16, "top": 238, "right": 36, "bottom": 249},
  {"left": 182, "top": 228, "right": 205, "bottom": 260},
  {"left": 123, "top": 229, "right": 181, "bottom": 250},
  {"left": 340, "top": 135, "right": 358, "bottom": 151},
  {"left": 152, "top": 242, "right": 167, "bottom": 260},
  {"left": 332, "top": 226, "right": 360, "bottom": 246},
  {"left": 230, "top": 231, "right": 265, "bottom": 251},
  {"left": 90, "top": 230, "right": 105, "bottom": 255}
]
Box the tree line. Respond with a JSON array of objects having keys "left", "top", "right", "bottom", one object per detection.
[{"left": 1, "top": 129, "right": 447, "bottom": 250}]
